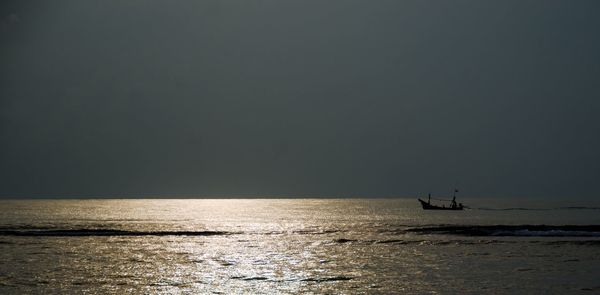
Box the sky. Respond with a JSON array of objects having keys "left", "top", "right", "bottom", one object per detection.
[{"left": 1, "top": 1, "right": 599, "bottom": 199}]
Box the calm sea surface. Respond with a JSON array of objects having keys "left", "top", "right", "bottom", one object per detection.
[{"left": 1, "top": 199, "right": 599, "bottom": 294}]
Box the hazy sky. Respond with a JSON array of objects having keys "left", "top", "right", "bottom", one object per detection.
[{"left": 1, "top": 1, "right": 599, "bottom": 198}]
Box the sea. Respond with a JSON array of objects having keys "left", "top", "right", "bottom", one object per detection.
[{"left": 1, "top": 198, "right": 599, "bottom": 294}]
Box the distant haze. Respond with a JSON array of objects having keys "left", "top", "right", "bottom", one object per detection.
[{"left": 1, "top": 1, "right": 599, "bottom": 198}]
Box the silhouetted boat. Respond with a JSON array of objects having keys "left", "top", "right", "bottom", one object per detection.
[{"left": 418, "top": 190, "right": 464, "bottom": 210}]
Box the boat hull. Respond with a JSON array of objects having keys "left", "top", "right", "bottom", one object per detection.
[{"left": 418, "top": 199, "right": 463, "bottom": 210}]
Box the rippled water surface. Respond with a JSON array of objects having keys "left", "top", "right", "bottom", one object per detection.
[{"left": 1, "top": 199, "right": 600, "bottom": 294}]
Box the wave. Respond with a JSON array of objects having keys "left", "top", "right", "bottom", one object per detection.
[
  {"left": 292, "top": 229, "right": 341, "bottom": 235},
  {"left": 300, "top": 276, "right": 353, "bottom": 282},
  {"left": 4, "top": 225, "right": 600, "bottom": 238},
  {"left": 535, "top": 240, "right": 600, "bottom": 246},
  {"left": 474, "top": 207, "right": 551, "bottom": 211},
  {"left": 475, "top": 206, "right": 600, "bottom": 211},
  {"left": 231, "top": 276, "right": 269, "bottom": 281},
  {"left": 229, "top": 275, "right": 353, "bottom": 283},
  {"left": 331, "top": 238, "right": 600, "bottom": 246},
  {"left": 407, "top": 225, "right": 600, "bottom": 237},
  {"left": 0, "top": 229, "right": 233, "bottom": 237}
]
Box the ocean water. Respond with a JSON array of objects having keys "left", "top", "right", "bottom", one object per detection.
[{"left": 1, "top": 198, "right": 599, "bottom": 294}]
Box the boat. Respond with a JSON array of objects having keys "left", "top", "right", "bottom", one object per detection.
[{"left": 418, "top": 190, "right": 464, "bottom": 210}]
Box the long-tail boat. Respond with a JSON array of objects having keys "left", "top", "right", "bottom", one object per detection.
[{"left": 418, "top": 190, "right": 464, "bottom": 210}]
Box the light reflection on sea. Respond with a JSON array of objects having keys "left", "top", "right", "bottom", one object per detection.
[{"left": 1, "top": 199, "right": 600, "bottom": 294}]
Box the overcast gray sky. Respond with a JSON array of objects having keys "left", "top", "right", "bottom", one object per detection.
[{"left": 1, "top": 1, "right": 599, "bottom": 198}]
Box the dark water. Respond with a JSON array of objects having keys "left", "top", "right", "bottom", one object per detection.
[{"left": 1, "top": 199, "right": 599, "bottom": 294}]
